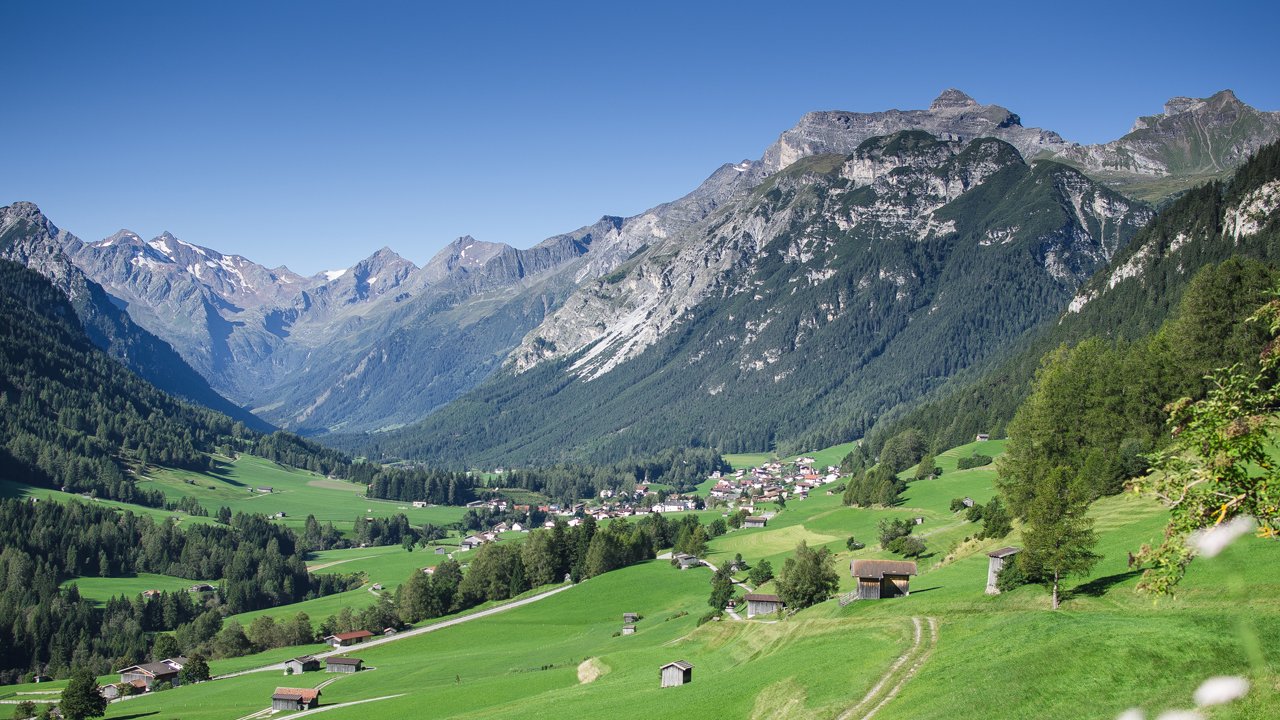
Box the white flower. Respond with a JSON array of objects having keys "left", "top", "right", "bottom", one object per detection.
[
  {"left": 1187, "top": 516, "right": 1255, "bottom": 557},
  {"left": 1154, "top": 711, "right": 1203, "bottom": 720},
  {"left": 1116, "top": 709, "right": 1145, "bottom": 720},
  {"left": 1193, "top": 675, "right": 1250, "bottom": 706}
]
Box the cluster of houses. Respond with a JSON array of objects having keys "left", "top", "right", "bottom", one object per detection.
[{"left": 706, "top": 458, "right": 841, "bottom": 504}]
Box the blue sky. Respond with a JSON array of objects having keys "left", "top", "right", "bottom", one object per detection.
[{"left": 3, "top": 1, "right": 1277, "bottom": 274}]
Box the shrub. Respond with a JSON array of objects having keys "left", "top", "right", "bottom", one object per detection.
[
  {"left": 957, "top": 453, "right": 994, "bottom": 470},
  {"left": 845, "top": 536, "right": 865, "bottom": 551}
]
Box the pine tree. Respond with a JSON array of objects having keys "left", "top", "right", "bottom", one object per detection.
[
  {"left": 1019, "top": 467, "right": 1100, "bottom": 609},
  {"left": 58, "top": 668, "right": 106, "bottom": 720}
]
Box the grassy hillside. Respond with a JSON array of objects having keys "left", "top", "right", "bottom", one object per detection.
[
  {"left": 140, "top": 453, "right": 465, "bottom": 531},
  {"left": 83, "top": 438, "right": 1277, "bottom": 719}
]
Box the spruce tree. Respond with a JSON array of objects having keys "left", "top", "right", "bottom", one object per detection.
[
  {"left": 58, "top": 668, "right": 106, "bottom": 720},
  {"left": 1019, "top": 467, "right": 1099, "bottom": 609}
]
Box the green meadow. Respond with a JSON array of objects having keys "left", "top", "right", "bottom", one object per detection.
[
  {"left": 140, "top": 453, "right": 466, "bottom": 531},
  {"left": 28, "top": 438, "right": 1280, "bottom": 718},
  {"left": 60, "top": 573, "right": 215, "bottom": 604}
]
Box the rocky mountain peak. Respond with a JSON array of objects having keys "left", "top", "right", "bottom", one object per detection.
[{"left": 930, "top": 88, "right": 979, "bottom": 111}]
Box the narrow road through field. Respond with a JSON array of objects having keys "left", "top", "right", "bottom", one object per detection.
[
  {"left": 836, "top": 616, "right": 938, "bottom": 720},
  {"left": 215, "top": 584, "right": 575, "bottom": 679}
]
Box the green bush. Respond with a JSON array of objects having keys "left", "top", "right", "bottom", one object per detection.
[{"left": 957, "top": 453, "right": 994, "bottom": 470}]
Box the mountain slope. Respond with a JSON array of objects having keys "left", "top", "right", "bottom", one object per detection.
[
  {"left": 0, "top": 202, "right": 272, "bottom": 431},
  {"left": 863, "top": 139, "right": 1280, "bottom": 454},
  {"left": 353, "top": 132, "right": 1150, "bottom": 465}
]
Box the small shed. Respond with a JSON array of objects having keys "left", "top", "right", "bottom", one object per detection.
[
  {"left": 622, "top": 612, "right": 639, "bottom": 623},
  {"left": 660, "top": 660, "right": 693, "bottom": 688},
  {"left": 325, "top": 657, "right": 363, "bottom": 673},
  {"left": 285, "top": 655, "right": 320, "bottom": 675},
  {"left": 743, "top": 516, "right": 768, "bottom": 528},
  {"left": 743, "top": 593, "right": 784, "bottom": 618},
  {"left": 986, "top": 547, "right": 1021, "bottom": 595},
  {"left": 622, "top": 624, "right": 636, "bottom": 635},
  {"left": 434, "top": 547, "right": 448, "bottom": 554},
  {"left": 912, "top": 516, "right": 925, "bottom": 525},
  {"left": 850, "top": 560, "right": 918, "bottom": 600},
  {"left": 271, "top": 687, "right": 320, "bottom": 711},
  {"left": 975, "top": 433, "right": 990, "bottom": 441},
  {"left": 961, "top": 497, "right": 975, "bottom": 508}
]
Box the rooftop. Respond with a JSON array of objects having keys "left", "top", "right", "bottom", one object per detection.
[{"left": 850, "top": 559, "right": 918, "bottom": 579}]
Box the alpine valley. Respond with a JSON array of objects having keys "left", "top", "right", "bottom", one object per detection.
[{"left": 5, "top": 81, "right": 1280, "bottom": 720}]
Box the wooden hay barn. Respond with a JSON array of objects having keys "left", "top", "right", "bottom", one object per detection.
[
  {"left": 743, "top": 516, "right": 768, "bottom": 528},
  {"left": 622, "top": 624, "right": 636, "bottom": 635},
  {"left": 325, "top": 657, "right": 363, "bottom": 673},
  {"left": 986, "top": 547, "right": 1021, "bottom": 594},
  {"left": 743, "top": 593, "right": 783, "bottom": 618},
  {"left": 271, "top": 687, "right": 321, "bottom": 711},
  {"left": 660, "top": 660, "right": 693, "bottom": 687},
  {"left": 284, "top": 655, "right": 320, "bottom": 675},
  {"left": 850, "top": 560, "right": 917, "bottom": 599}
]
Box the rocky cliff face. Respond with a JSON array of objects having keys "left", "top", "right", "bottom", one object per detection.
[{"left": 760, "top": 89, "right": 1073, "bottom": 173}]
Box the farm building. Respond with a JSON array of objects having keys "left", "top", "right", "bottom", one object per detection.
[
  {"left": 284, "top": 656, "right": 320, "bottom": 675},
  {"left": 117, "top": 657, "right": 187, "bottom": 690},
  {"left": 660, "top": 660, "right": 693, "bottom": 687},
  {"left": 622, "top": 624, "right": 636, "bottom": 635},
  {"left": 435, "top": 547, "right": 449, "bottom": 554},
  {"left": 271, "top": 687, "right": 321, "bottom": 711},
  {"left": 743, "top": 516, "right": 768, "bottom": 528},
  {"left": 976, "top": 433, "right": 991, "bottom": 441},
  {"left": 986, "top": 547, "right": 1021, "bottom": 594},
  {"left": 961, "top": 497, "right": 975, "bottom": 508},
  {"left": 99, "top": 684, "right": 121, "bottom": 700},
  {"left": 850, "top": 560, "right": 917, "bottom": 599},
  {"left": 459, "top": 535, "right": 484, "bottom": 550},
  {"left": 325, "top": 657, "right": 364, "bottom": 673},
  {"left": 913, "top": 517, "right": 925, "bottom": 525},
  {"left": 743, "top": 593, "right": 784, "bottom": 618},
  {"left": 325, "top": 630, "right": 373, "bottom": 647},
  {"left": 673, "top": 553, "right": 701, "bottom": 570},
  {"left": 623, "top": 612, "right": 639, "bottom": 623},
  {"left": 187, "top": 583, "right": 215, "bottom": 593}
]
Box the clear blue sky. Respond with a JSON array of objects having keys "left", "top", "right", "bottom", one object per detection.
[{"left": 3, "top": 0, "right": 1277, "bottom": 275}]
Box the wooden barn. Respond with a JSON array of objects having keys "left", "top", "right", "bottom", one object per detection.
[
  {"left": 325, "top": 657, "right": 363, "bottom": 673},
  {"left": 660, "top": 660, "right": 693, "bottom": 688},
  {"left": 743, "top": 516, "right": 768, "bottom": 528},
  {"left": 850, "top": 560, "right": 917, "bottom": 599},
  {"left": 623, "top": 612, "right": 639, "bottom": 623},
  {"left": 325, "top": 630, "right": 373, "bottom": 647},
  {"left": 622, "top": 624, "right": 636, "bottom": 635},
  {"left": 271, "top": 687, "right": 321, "bottom": 711},
  {"left": 743, "top": 593, "right": 784, "bottom": 618},
  {"left": 986, "top": 547, "right": 1021, "bottom": 594},
  {"left": 284, "top": 655, "right": 320, "bottom": 675}
]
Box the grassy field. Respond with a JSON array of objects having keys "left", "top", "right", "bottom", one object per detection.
[
  {"left": 0, "top": 478, "right": 217, "bottom": 527},
  {"left": 139, "top": 454, "right": 466, "bottom": 532},
  {"left": 60, "top": 573, "right": 215, "bottom": 603},
  {"left": 23, "top": 438, "right": 1280, "bottom": 719}
]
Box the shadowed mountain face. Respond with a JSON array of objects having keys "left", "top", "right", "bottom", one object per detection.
[{"left": 46, "top": 90, "right": 1280, "bottom": 444}]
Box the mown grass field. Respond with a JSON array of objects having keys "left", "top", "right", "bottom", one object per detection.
[
  {"left": 0, "top": 478, "right": 216, "bottom": 527},
  {"left": 139, "top": 453, "right": 466, "bottom": 531},
  {"left": 59, "top": 573, "right": 216, "bottom": 604}
]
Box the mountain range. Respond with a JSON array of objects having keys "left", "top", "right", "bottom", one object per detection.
[{"left": 4, "top": 88, "right": 1278, "bottom": 463}]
